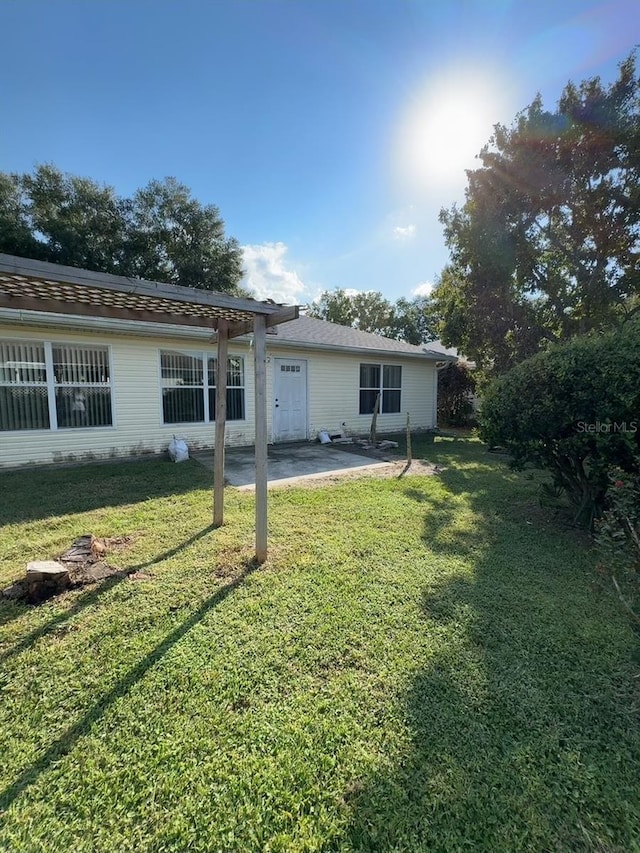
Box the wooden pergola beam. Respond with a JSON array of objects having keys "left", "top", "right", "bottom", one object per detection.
[
  {"left": 0, "top": 253, "right": 286, "bottom": 317},
  {"left": 0, "top": 294, "right": 223, "bottom": 330},
  {"left": 225, "top": 306, "right": 298, "bottom": 339}
]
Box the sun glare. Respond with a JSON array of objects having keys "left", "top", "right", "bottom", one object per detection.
[{"left": 395, "top": 71, "right": 506, "bottom": 194}]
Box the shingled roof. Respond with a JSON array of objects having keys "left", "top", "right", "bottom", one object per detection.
[{"left": 271, "top": 314, "right": 452, "bottom": 361}]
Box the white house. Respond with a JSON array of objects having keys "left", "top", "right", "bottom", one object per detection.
[{"left": 0, "top": 256, "right": 448, "bottom": 469}]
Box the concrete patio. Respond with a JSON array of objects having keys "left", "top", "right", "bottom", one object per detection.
[{"left": 192, "top": 441, "right": 395, "bottom": 488}]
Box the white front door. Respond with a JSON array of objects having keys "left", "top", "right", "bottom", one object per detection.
[{"left": 273, "top": 358, "right": 307, "bottom": 441}]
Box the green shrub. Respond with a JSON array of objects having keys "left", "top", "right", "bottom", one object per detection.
[
  {"left": 479, "top": 323, "right": 640, "bottom": 527},
  {"left": 595, "top": 464, "right": 640, "bottom": 626}
]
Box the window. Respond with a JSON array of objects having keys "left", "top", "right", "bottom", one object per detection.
[
  {"left": 359, "top": 363, "right": 402, "bottom": 415},
  {"left": 161, "top": 350, "right": 204, "bottom": 424},
  {"left": 0, "top": 340, "right": 113, "bottom": 431},
  {"left": 160, "top": 350, "right": 245, "bottom": 424},
  {"left": 53, "top": 345, "right": 112, "bottom": 428},
  {"left": 0, "top": 341, "right": 49, "bottom": 431},
  {"left": 208, "top": 356, "right": 245, "bottom": 421}
]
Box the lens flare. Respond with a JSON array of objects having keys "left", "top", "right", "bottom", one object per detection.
[{"left": 395, "top": 69, "right": 508, "bottom": 194}]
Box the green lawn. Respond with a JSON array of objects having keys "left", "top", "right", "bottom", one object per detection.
[{"left": 1, "top": 437, "right": 639, "bottom": 852}]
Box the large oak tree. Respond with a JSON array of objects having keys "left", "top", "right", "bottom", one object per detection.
[
  {"left": 0, "top": 165, "right": 244, "bottom": 294},
  {"left": 434, "top": 52, "right": 640, "bottom": 374}
]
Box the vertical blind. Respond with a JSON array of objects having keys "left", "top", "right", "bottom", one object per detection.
[
  {"left": 0, "top": 342, "right": 49, "bottom": 431},
  {"left": 53, "top": 345, "right": 112, "bottom": 428},
  {"left": 0, "top": 341, "right": 112, "bottom": 431}
]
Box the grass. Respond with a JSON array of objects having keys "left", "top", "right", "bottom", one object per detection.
[{"left": 0, "top": 436, "right": 639, "bottom": 852}]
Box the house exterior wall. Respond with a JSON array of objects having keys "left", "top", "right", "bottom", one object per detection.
[
  {"left": 0, "top": 321, "right": 437, "bottom": 468},
  {"left": 273, "top": 345, "right": 436, "bottom": 440}
]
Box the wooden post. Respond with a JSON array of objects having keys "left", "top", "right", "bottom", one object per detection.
[
  {"left": 213, "top": 321, "right": 228, "bottom": 527},
  {"left": 369, "top": 392, "right": 381, "bottom": 446},
  {"left": 254, "top": 314, "right": 268, "bottom": 563},
  {"left": 406, "top": 411, "right": 412, "bottom": 464}
]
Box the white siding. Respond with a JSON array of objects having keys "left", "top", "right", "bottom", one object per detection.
[
  {"left": 268, "top": 346, "right": 436, "bottom": 441},
  {"left": 0, "top": 324, "right": 255, "bottom": 468},
  {"left": 0, "top": 323, "right": 437, "bottom": 468}
]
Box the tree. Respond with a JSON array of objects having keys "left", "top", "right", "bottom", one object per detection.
[
  {"left": 392, "top": 296, "right": 438, "bottom": 345},
  {"left": 308, "top": 288, "right": 438, "bottom": 343},
  {"left": 0, "top": 173, "right": 41, "bottom": 259},
  {"left": 308, "top": 288, "right": 395, "bottom": 335},
  {"left": 435, "top": 52, "right": 640, "bottom": 375},
  {"left": 0, "top": 165, "right": 244, "bottom": 294},
  {"left": 479, "top": 322, "right": 640, "bottom": 528},
  {"left": 437, "top": 362, "right": 476, "bottom": 427},
  {"left": 125, "top": 177, "right": 243, "bottom": 291},
  {"left": 24, "top": 164, "right": 129, "bottom": 274}
]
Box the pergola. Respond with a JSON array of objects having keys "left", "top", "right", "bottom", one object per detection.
[{"left": 0, "top": 253, "right": 299, "bottom": 563}]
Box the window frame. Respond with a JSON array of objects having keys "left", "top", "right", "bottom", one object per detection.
[
  {"left": 207, "top": 354, "right": 246, "bottom": 423},
  {"left": 0, "top": 338, "right": 115, "bottom": 433},
  {"left": 359, "top": 362, "right": 402, "bottom": 415},
  {"left": 159, "top": 348, "right": 206, "bottom": 425},
  {"left": 159, "top": 349, "right": 246, "bottom": 426},
  {"left": 52, "top": 343, "right": 115, "bottom": 430}
]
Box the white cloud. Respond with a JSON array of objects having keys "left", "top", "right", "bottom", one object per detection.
[
  {"left": 392, "top": 224, "right": 416, "bottom": 241},
  {"left": 242, "top": 242, "right": 307, "bottom": 304},
  {"left": 411, "top": 281, "right": 433, "bottom": 297}
]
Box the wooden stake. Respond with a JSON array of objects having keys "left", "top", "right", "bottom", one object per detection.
[
  {"left": 369, "top": 392, "right": 381, "bottom": 446},
  {"left": 406, "top": 411, "right": 412, "bottom": 465}
]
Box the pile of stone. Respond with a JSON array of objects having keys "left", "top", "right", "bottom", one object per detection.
[{"left": 354, "top": 439, "right": 399, "bottom": 451}]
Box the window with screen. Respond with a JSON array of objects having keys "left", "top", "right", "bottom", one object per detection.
[
  {"left": 160, "top": 350, "right": 245, "bottom": 424},
  {"left": 0, "top": 341, "right": 50, "bottom": 431},
  {"left": 0, "top": 340, "right": 113, "bottom": 431},
  {"left": 53, "top": 345, "right": 112, "bottom": 428},
  {"left": 160, "top": 350, "right": 205, "bottom": 424}
]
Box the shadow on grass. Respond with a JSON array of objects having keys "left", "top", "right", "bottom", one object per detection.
[
  {"left": 0, "top": 556, "right": 259, "bottom": 812},
  {"left": 345, "top": 440, "right": 640, "bottom": 851},
  {"left": 0, "top": 525, "right": 216, "bottom": 659},
  {"left": 0, "top": 458, "right": 211, "bottom": 526}
]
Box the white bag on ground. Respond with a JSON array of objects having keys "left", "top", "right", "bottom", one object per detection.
[{"left": 168, "top": 436, "right": 189, "bottom": 463}]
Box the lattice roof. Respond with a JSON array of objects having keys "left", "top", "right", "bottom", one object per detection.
[{"left": 0, "top": 255, "right": 297, "bottom": 332}]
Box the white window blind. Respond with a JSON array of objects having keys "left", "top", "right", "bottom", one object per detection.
[{"left": 0, "top": 340, "right": 113, "bottom": 431}]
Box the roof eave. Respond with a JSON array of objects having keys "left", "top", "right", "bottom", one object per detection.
[
  {"left": 270, "top": 337, "right": 445, "bottom": 361},
  {"left": 0, "top": 308, "right": 448, "bottom": 360}
]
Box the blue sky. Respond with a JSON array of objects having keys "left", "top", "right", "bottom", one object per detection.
[{"left": 2, "top": 0, "right": 638, "bottom": 305}]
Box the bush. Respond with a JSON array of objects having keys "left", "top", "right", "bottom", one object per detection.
[
  {"left": 479, "top": 323, "right": 640, "bottom": 527},
  {"left": 438, "top": 362, "right": 476, "bottom": 427},
  {"left": 595, "top": 464, "right": 640, "bottom": 626}
]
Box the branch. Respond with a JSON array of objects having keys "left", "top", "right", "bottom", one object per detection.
[
  {"left": 623, "top": 514, "right": 640, "bottom": 554},
  {"left": 612, "top": 575, "right": 640, "bottom": 625}
]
